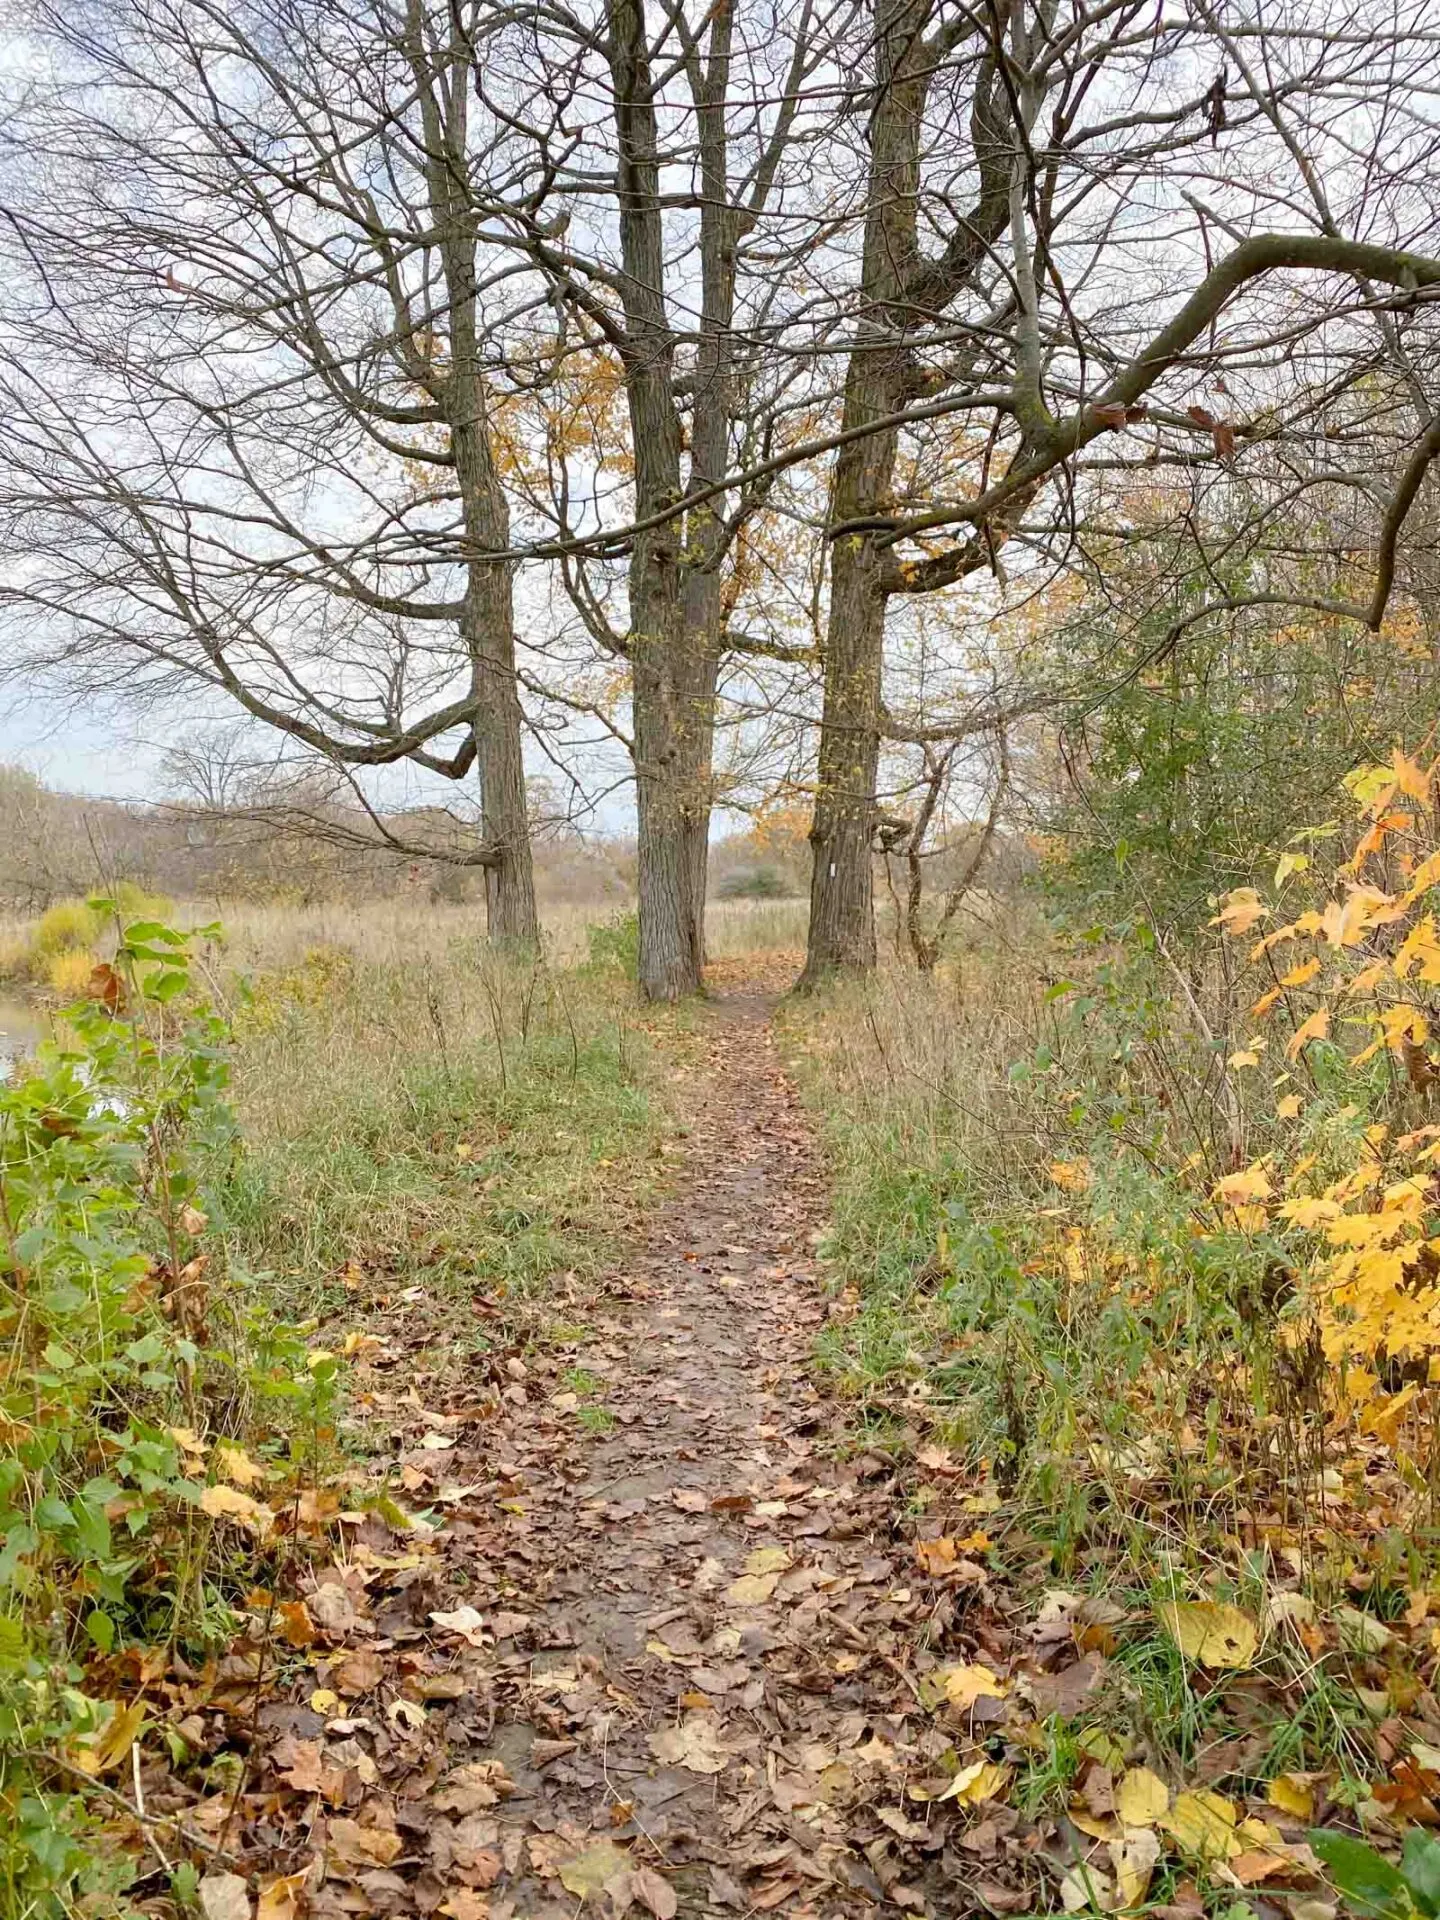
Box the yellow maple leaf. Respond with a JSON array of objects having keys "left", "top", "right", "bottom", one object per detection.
[
  {"left": 1158, "top": 1600, "right": 1259, "bottom": 1668},
  {"left": 1160, "top": 1788, "right": 1240, "bottom": 1860},
  {"left": 937, "top": 1759, "right": 1010, "bottom": 1805},
  {"left": 1280, "top": 957, "right": 1321, "bottom": 988},
  {"left": 1213, "top": 1166, "right": 1272, "bottom": 1206},
  {"left": 199, "top": 1483, "right": 275, "bottom": 1537},
  {"left": 1286, "top": 1006, "right": 1331, "bottom": 1060},
  {"left": 213, "top": 1442, "right": 266, "bottom": 1489},
  {"left": 1213, "top": 889, "right": 1267, "bottom": 937},
  {"left": 1116, "top": 1765, "right": 1170, "bottom": 1828},
  {"left": 936, "top": 1663, "right": 1007, "bottom": 1710},
  {"left": 1266, "top": 1773, "right": 1315, "bottom": 1820}
]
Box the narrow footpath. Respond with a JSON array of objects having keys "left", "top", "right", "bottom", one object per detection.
[{"left": 201, "top": 995, "right": 1040, "bottom": 1920}]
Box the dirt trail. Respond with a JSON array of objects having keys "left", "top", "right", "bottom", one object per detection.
[{"left": 229, "top": 993, "right": 1031, "bottom": 1920}]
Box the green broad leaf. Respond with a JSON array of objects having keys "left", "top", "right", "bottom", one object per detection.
[
  {"left": 147, "top": 969, "right": 190, "bottom": 1003},
  {"left": 1403, "top": 1830, "right": 1440, "bottom": 1918},
  {"left": 122, "top": 921, "right": 185, "bottom": 945},
  {"left": 124, "top": 1332, "right": 167, "bottom": 1364},
  {"left": 34, "top": 1494, "right": 74, "bottom": 1534},
  {"left": 41, "top": 1341, "right": 75, "bottom": 1371},
  {"left": 1310, "top": 1830, "right": 1408, "bottom": 1917},
  {"left": 84, "top": 1609, "right": 116, "bottom": 1654},
  {"left": 70, "top": 1496, "right": 112, "bottom": 1562}
]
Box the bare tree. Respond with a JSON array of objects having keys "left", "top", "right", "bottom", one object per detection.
[
  {"left": 0, "top": 0, "right": 544, "bottom": 940},
  {"left": 799, "top": 0, "right": 1440, "bottom": 984}
]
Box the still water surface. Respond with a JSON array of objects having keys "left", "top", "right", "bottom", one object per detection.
[{"left": 0, "top": 997, "right": 43, "bottom": 1082}]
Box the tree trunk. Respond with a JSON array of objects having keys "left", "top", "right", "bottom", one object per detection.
[
  {"left": 800, "top": 0, "right": 1010, "bottom": 987},
  {"left": 412, "top": 0, "right": 539, "bottom": 949},
  {"left": 799, "top": 0, "right": 928, "bottom": 986},
  {"left": 800, "top": 518, "right": 888, "bottom": 983}
]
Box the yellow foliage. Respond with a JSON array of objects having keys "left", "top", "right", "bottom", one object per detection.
[
  {"left": 45, "top": 948, "right": 95, "bottom": 998},
  {"left": 34, "top": 897, "right": 100, "bottom": 956}
]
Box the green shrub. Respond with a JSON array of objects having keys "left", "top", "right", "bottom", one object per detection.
[
  {"left": 0, "top": 910, "right": 335, "bottom": 1913},
  {"left": 718, "top": 864, "right": 789, "bottom": 899},
  {"left": 583, "top": 910, "right": 640, "bottom": 979}
]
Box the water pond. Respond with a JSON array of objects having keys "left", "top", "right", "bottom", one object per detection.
[{"left": 0, "top": 996, "right": 44, "bottom": 1083}]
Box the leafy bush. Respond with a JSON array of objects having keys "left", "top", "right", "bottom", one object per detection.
[
  {"left": 583, "top": 910, "right": 640, "bottom": 979},
  {"left": 31, "top": 899, "right": 100, "bottom": 959},
  {"left": 0, "top": 909, "right": 333, "bottom": 1913},
  {"left": 42, "top": 949, "right": 93, "bottom": 998},
  {"left": 718, "top": 864, "right": 790, "bottom": 900}
]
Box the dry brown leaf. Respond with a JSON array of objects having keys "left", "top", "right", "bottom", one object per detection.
[
  {"left": 648, "top": 1713, "right": 728, "bottom": 1775},
  {"left": 630, "top": 1866, "right": 678, "bottom": 1920},
  {"left": 199, "top": 1483, "right": 275, "bottom": 1537},
  {"left": 326, "top": 1819, "right": 404, "bottom": 1869},
  {"left": 199, "top": 1873, "right": 254, "bottom": 1920},
  {"left": 331, "top": 1649, "right": 385, "bottom": 1696}
]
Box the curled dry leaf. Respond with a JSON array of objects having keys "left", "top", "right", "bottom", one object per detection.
[
  {"left": 255, "top": 1871, "right": 309, "bottom": 1920},
  {"left": 429, "top": 1603, "right": 490, "bottom": 1647}
]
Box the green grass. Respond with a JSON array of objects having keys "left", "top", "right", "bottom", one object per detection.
[{"left": 213, "top": 946, "right": 665, "bottom": 1320}]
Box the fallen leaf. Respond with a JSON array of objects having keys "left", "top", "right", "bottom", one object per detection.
[
  {"left": 214, "top": 1442, "right": 266, "bottom": 1488},
  {"left": 1116, "top": 1766, "right": 1170, "bottom": 1828},
  {"left": 439, "top": 1895, "right": 491, "bottom": 1920},
  {"left": 631, "top": 1866, "right": 678, "bottom": 1920},
  {"left": 1160, "top": 1789, "right": 1240, "bottom": 1860},
  {"left": 256, "top": 1871, "right": 308, "bottom": 1920},
  {"left": 1058, "top": 1861, "right": 1112, "bottom": 1912},
  {"left": 1110, "top": 1827, "right": 1161, "bottom": 1907},
  {"left": 278, "top": 1601, "right": 317, "bottom": 1648},
  {"left": 332, "top": 1649, "right": 385, "bottom": 1696},
  {"left": 200, "top": 1873, "right": 254, "bottom": 1920},
  {"left": 672, "top": 1489, "right": 708, "bottom": 1512},
  {"left": 430, "top": 1604, "right": 490, "bottom": 1647},
  {"left": 1158, "top": 1600, "right": 1258, "bottom": 1669},
  {"left": 724, "top": 1572, "right": 779, "bottom": 1605},
  {"left": 744, "top": 1545, "right": 792, "bottom": 1576},
  {"left": 915, "top": 1537, "right": 957, "bottom": 1574},
  {"left": 557, "top": 1840, "right": 631, "bottom": 1899},
  {"left": 648, "top": 1713, "right": 728, "bottom": 1775},
  {"left": 1267, "top": 1773, "right": 1316, "bottom": 1820},
  {"left": 936, "top": 1663, "right": 1007, "bottom": 1710},
  {"left": 326, "top": 1819, "right": 403, "bottom": 1869},
  {"left": 938, "top": 1759, "right": 1011, "bottom": 1806},
  {"left": 200, "top": 1483, "right": 275, "bottom": 1537}
]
